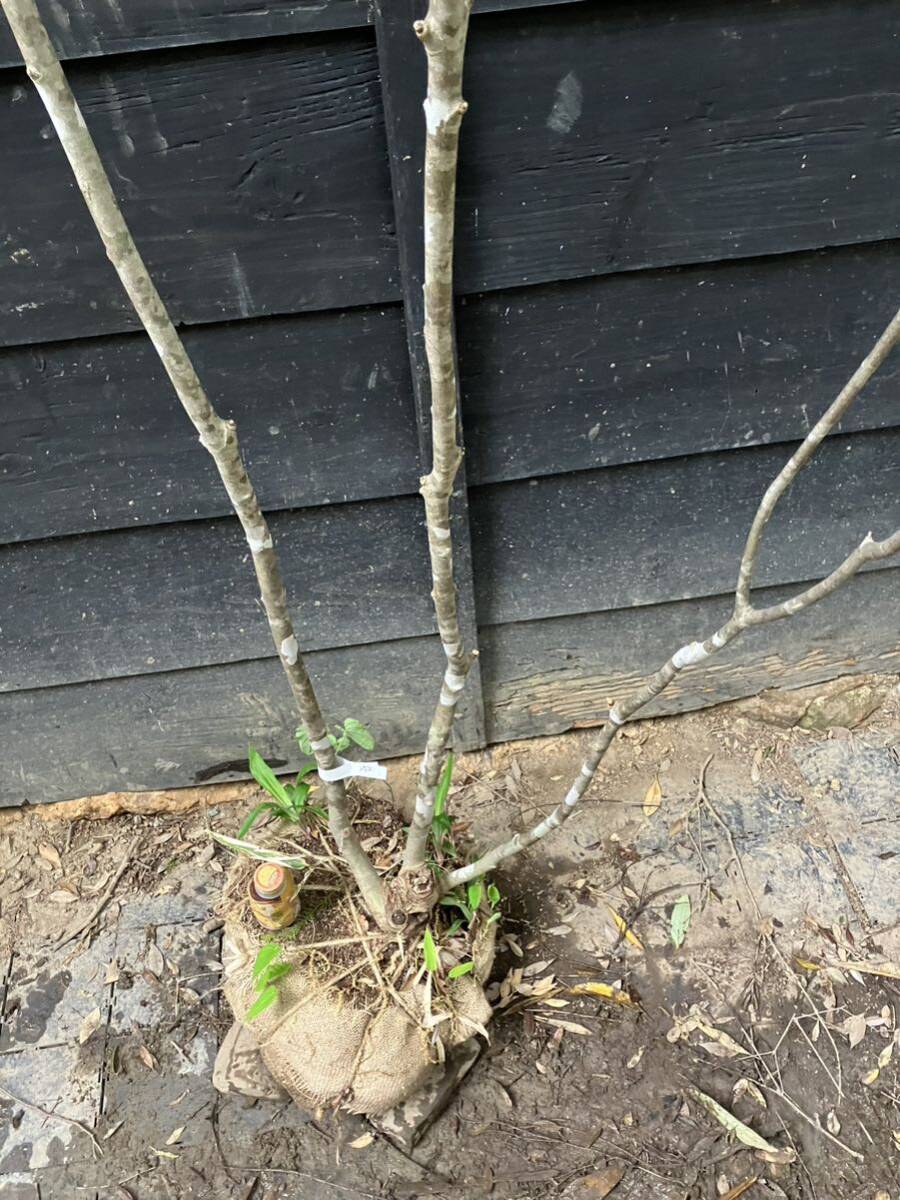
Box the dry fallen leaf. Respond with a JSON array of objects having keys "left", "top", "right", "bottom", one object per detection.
[
  {"left": 145, "top": 943, "right": 166, "bottom": 977},
  {"left": 689, "top": 1088, "right": 795, "bottom": 1162},
  {"left": 349, "top": 1132, "right": 374, "bottom": 1149},
  {"left": 38, "top": 843, "right": 62, "bottom": 871},
  {"left": 165, "top": 1126, "right": 185, "bottom": 1146},
  {"left": 720, "top": 1179, "right": 758, "bottom": 1200},
  {"left": 150, "top": 1148, "right": 178, "bottom": 1160},
  {"left": 642, "top": 776, "right": 662, "bottom": 817},
  {"left": 105, "top": 959, "right": 121, "bottom": 985},
  {"left": 536, "top": 1017, "right": 592, "bottom": 1036},
  {"left": 826, "top": 1110, "right": 841, "bottom": 1135},
  {"left": 878, "top": 1042, "right": 894, "bottom": 1069},
  {"left": 574, "top": 1166, "right": 625, "bottom": 1197},
  {"left": 626, "top": 1047, "right": 644, "bottom": 1069},
  {"left": 733, "top": 1078, "right": 767, "bottom": 1108},
  {"left": 48, "top": 888, "right": 79, "bottom": 905},
  {"left": 605, "top": 905, "right": 644, "bottom": 951},
  {"left": 138, "top": 1045, "right": 158, "bottom": 1071},
  {"left": 569, "top": 981, "right": 637, "bottom": 1008},
  {"left": 861, "top": 1067, "right": 880, "bottom": 1086},
  {"left": 842, "top": 1012, "right": 867, "bottom": 1048},
  {"left": 78, "top": 1007, "right": 103, "bottom": 1045},
  {"left": 103, "top": 1119, "right": 124, "bottom": 1141}
]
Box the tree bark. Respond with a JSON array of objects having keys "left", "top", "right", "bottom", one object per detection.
[
  {"left": 442, "top": 305, "right": 900, "bottom": 891},
  {"left": 401, "top": 0, "right": 476, "bottom": 879},
  {"left": 1, "top": 0, "right": 387, "bottom": 924}
]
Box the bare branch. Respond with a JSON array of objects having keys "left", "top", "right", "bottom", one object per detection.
[
  {"left": 735, "top": 306, "right": 900, "bottom": 613},
  {"left": 2, "top": 0, "right": 386, "bottom": 922},
  {"left": 442, "top": 308, "right": 900, "bottom": 892},
  {"left": 402, "top": 0, "right": 476, "bottom": 877}
]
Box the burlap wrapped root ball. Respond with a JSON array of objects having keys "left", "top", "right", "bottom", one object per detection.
[{"left": 222, "top": 907, "right": 495, "bottom": 1115}]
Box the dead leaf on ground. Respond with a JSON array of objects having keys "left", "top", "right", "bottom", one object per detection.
[
  {"left": 78, "top": 1007, "right": 103, "bottom": 1044},
  {"left": 573, "top": 1165, "right": 625, "bottom": 1196},
  {"left": 48, "top": 887, "right": 79, "bottom": 904},
  {"left": 862, "top": 1067, "right": 880, "bottom": 1086},
  {"left": 138, "top": 1045, "right": 158, "bottom": 1071},
  {"left": 642, "top": 776, "right": 662, "bottom": 817},
  {"left": 350, "top": 1132, "right": 374, "bottom": 1149},
  {"left": 536, "top": 1016, "right": 592, "bottom": 1036},
  {"left": 841, "top": 1012, "right": 867, "bottom": 1048},
  {"left": 105, "top": 960, "right": 120, "bottom": 985},
  {"left": 605, "top": 905, "right": 644, "bottom": 951},
  {"left": 733, "top": 1078, "right": 766, "bottom": 1108},
  {"left": 689, "top": 1087, "right": 795, "bottom": 1162},
  {"left": 569, "top": 981, "right": 637, "bottom": 1008},
  {"left": 38, "top": 843, "right": 62, "bottom": 871},
  {"left": 165, "top": 1126, "right": 185, "bottom": 1146},
  {"left": 826, "top": 1110, "right": 841, "bottom": 1135}
]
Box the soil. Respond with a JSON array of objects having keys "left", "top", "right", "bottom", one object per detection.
[{"left": 0, "top": 673, "right": 898, "bottom": 1200}]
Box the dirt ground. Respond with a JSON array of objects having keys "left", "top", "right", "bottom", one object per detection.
[{"left": 1, "top": 673, "right": 899, "bottom": 1200}]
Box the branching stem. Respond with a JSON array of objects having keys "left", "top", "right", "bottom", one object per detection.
[
  {"left": 2, "top": 0, "right": 387, "bottom": 923},
  {"left": 442, "top": 307, "right": 900, "bottom": 891}
]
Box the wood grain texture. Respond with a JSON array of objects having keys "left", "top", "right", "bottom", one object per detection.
[
  {"left": 0, "top": 0, "right": 583, "bottom": 67},
  {"left": 458, "top": 243, "right": 900, "bottom": 486},
  {"left": 0, "top": 495, "right": 434, "bottom": 692},
  {"left": 0, "top": 1, "right": 371, "bottom": 66},
  {"left": 482, "top": 566, "right": 900, "bottom": 743},
  {"left": 454, "top": 0, "right": 900, "bottom": 294},
  {"left": 470, "top": 430, "right": 900, "bottom": 626},
  {"left": 5, "top": 565, "right": 895, "bottom": 806},
  {"left": 0, "top": 28, "right": 398, "bottom": 347},
  {"left": 0, "top": 635, "right": 443, "bottom": 804},
  {"left": 0, "top": 305, "right": 419, "bottom": 545}
]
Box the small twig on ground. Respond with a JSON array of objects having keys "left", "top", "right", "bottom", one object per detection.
[
  {"left": 55, "top": 833, "right": 141, "bottom": 950},
  {"left": 0, "top": 1084, "right": 103, "bottom": 1158},
  {"left": 222, "top": 1166, "right": 380, "bottom": 1198}
]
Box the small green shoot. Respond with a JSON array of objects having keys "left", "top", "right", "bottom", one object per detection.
[
  {"left": 439, "top": 876, "right": 502, "bottom": 928},
  {"left": 430, "top": 752, "right": 456, "bottom": 855},
  {"left": 296, "top": 718, "right": 374, "bottom": 757},
  {"left": 448, "top": 961, "right": 474, "bottom": 980},
  {"left": 247, "top": 942, "right": 292, "bottom": 1021},
  {"left": 239, "top": 749, "right": 324, "bottom": 838},
  {"left": 422, "top": 927, "right": 440, "bottom": 975},
  {"left": 670, "top": 894, "right": 692, "bottom": 949}
]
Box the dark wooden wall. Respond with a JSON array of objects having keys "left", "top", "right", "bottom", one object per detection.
[{"left": 1, "top": 0, "right": 898, "bottom": 804}]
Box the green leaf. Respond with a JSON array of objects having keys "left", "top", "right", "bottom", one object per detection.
[
  {"left": 246, "top": 984, "right": 278, "bottom": 1022},
  {"left": 487, "top": 883, "right": 501, "bottom": 909},
  {"left": 343, "top": 718, "right": 375, "bottom": 751},
  {"left": 439, "top": 895, "right": 471, "bottom": 920},
  {"left": 433, "top": 752, "right": 454, "bottom": 819},
  {"left": 448, "top": 961, "right": 475, "bottom": 980},
  {"left": 446, "top": 918, "right": 464, "bottom": 936},
  {"left": 670, "top": 894, "right": 692, "bottom": 949},
  {"left": 238, "top": 802, "right": 276, "bottom": 840},
  {"left": 296, "top": 760, "right": 317, "bottom": 780},
  {"left": 262, "top": 961, "right": 292, "bottom": 985},
  {"left": 467, "top": 880, "right": 484, "bottom": 914},
  {"left": 253, "top": 943, "right": 280, "bottom": 983},
  {"left": 295, "top": 727, "right": 312, "bottom": 756},
  {"left": 422, "top": 928, "right": 440, "bottom": 975},
  {"left": 248, "top": 749, "right": 292, "bottom": 810},
  {"left": 209, "top": 831, "right": 308, "bottom": 870}
]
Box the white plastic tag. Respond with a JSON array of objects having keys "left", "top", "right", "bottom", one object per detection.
[{"left": 318, "top": 757, "right": 388, "bottom": 783}]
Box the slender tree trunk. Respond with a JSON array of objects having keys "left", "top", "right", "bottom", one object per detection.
[
  {"left": 401, "top": 0, "right": 476, "bottom": 881},
  {"left": 442, "top": 307, "right": 900, "bottom": 891},
  {"left": 2, "top": 0, "right": 387, "bottom": 924}
]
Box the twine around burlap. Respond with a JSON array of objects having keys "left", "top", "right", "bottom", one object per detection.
[{"left": 222, "top": 911, "right": 495, "bottom": 1116}]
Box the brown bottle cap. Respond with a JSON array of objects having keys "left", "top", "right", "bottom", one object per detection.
[{"left": 253, "top": 863, "right": 286, "bottom": 899}]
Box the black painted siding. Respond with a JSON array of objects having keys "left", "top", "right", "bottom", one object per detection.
[{"left": 1, "top": 0, "right": 898, "bottom": 803}]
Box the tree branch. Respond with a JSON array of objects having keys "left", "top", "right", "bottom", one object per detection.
[
  {"left": 2, "top": 0, "right": 387, "bottom": 923},
  {"left": 442, "top": 306, "right": 900, "bottom": 892},
  {"left": 401, "top": 0, "right": 476, "bottom": 878}
]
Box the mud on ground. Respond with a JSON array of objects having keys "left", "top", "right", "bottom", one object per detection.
[{"left": 0, "top": 674, "right": 898, "bottom": 1200}]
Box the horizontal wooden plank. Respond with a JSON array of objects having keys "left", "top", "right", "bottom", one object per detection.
[
  {"left": 0, "top": 29, "right": 398, "bottom": 347},
  {"left": 0, "top": 0, "right": 583, "bottom": 67},
  {"left": 0, "top": 634, "right": 447, "bottom": 805},
  {"left": 454, "top": 0, "right": 900, "bottom": 294},
  {"left": 0, "top": 496, "right": 433, "bottom": 692},
  {"left": 458, "top": 243, "right": 900, "bottom": 486},
  {"left": 5, "top": 564, "right": 895, "bottom": 806},
  {"left": 470, "top": 430, "right": 900, "bottom": 626},
  {"left": 483, "top": 566, "right": 900, "bottom": 743},
  {"left": 0, "top": 0, "right": 371, "bottom": 67},
  {"left": 0, "top": 305, "right": 419, "bottom": 545}
]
